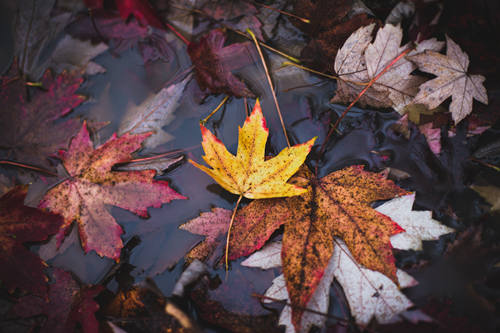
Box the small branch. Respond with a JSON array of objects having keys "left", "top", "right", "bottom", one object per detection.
[
  {"left": 247, "top": 0, "right": 310, "bottom": 23},
  {"left": 163, "top": 21, "right": 190, "bottom": 45},
  {"left": 201, "top": 95, "right": 230, "bottom": 125},
  {"left": 469, "top": 157, "right": 500, "bottom": 172},
  {"left": 247, "top": 28, "right": 291, "bottom": 148},
  {"left": 0, "top": 160, "right": 57, "bottom": 177},
  {"left": 318, "top": 48, "right": 412, "bottom": 159},
  {"left": 281, "top": 62, "right": 369, "bottom": 86},
  {"left": 225, "top": 194, "right": 243, "bottom": 271}
]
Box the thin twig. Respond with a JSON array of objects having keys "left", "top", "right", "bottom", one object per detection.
[
  {"left": 0, "top": 160, "right": 57, "bottom": 177},
  {"left": 469, "top": 157, "right": 500, "bottom": 172},
  {"left": 247, "top": 29, "right": 291, "bottom": 147},
  {"left": 164, "top": 21, "right": 190, "bottom": 45},
  {"left": 247, "top": 0, "right": 310, "bottom": 23},
  {"left": 225, "top": 194, "right": 243, "bottom": 271},
  {"left": 244, "top": 97, "right": 249, "bottom": 117},
  {"left": 281, "top": 62, "right": 370, "bottom": 86},
  {"left": 201, "top": 95, "right": 230, "bottom": 125},
  {"left": 318, "top": 48, "right": 412, "bottom": 160}
]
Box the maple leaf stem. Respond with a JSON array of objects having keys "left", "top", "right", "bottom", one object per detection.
[
  {"left": 200, "top": 95, "right": 230, "bottom": 125},
  {"left": 317, "top": 48, "right": 413, "bottom": 165},
  {"left": 247, "top": 28, "right": 291, "bottom": 148},
  {"left": 225, "top": 194, "right": 243, "bottom": 271},
  {"left": 0, "top": 160, "right": 57, "bottom": 177},
  {"left": 247, "top": 0, "right": 310, "bottom": 23}
]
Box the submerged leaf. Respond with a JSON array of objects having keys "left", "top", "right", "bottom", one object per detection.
[
  {"left": 40, "top": 122, "right": 186, "bottom": 260},
  {"left": 11, "top": 268, "right": 103, "bottom": 333},
  {"left": 190, "top": 100, "right": 316, "bottom": 199},
  {"left": 0, "top": 186, "right": 62, "bottom": 295},
  {"left": 188, "top": 29, "right": 256, "bottom": 98},
  {"left": 0, "top": 64, "right": 85, "bottom": 170},
  {"left": 118, "top": 75, "right": 190, "bottom": 149}
]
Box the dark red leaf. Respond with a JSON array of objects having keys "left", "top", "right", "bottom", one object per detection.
[
  {"left": 11, "top": 268, "right": 103, "bottom": 333},
  {"left": 0, "top": 62, "right": 84, "bottom": 170},
  {"left": 0, "top": 186, "right": 62, "bottom": 295},
  {"left": 115, "top": 0, "right": 164, "bottom": 29},
  {"left": 188, "top": 29, "right": 255, "bottom": 98}
]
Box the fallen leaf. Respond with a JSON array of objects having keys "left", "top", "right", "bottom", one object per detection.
[
  {"left": 48, "top": 35, "right": 108, "bottom": 75},
  {"left": 113, "top": 152, "right": 183, "bottom": 174},
  {"left": 375, "top": 193, "right": 454, "bottom": 250},
  {"left": 67, "top": 11, "right": 171, "bottom": 64},
  {"left": 183, "top": 165, "right": 407, "bottom": 329},
  {"left": 104, "top": 280, "right": 198, "bottom": 332},
  {"left": 0, "top": 63, "right": 85, "bottom": 170},
  {"left": 115, "top": 0, "right": 164, "bottom": 30},
  {"left": 39, "top": 122, "right": 186, "bottom": 260},
  {"left": 179, "top": 207, "right": 232, "bottom": 262},
  {"left": 13, "top": 0, "right": 72, "bottom": 79},
  {"left": 10, "top": 268, "right": 103, "bottom": 333},
  {"left": 187, "top": 29, "right": 256, "bottom": 98},
  {"left": 0, "top": 186, "right": 62, "bottom": 295},
  {"left": 407, "top": 35, "right": 488, "bottom": 124},
  {"left": 118, "top": 75, "right": 190, "bottom": 149},
  {"left": 243, "top": 191, "right": 454, "bottom": 329},
  {"left": 332, "top": 23, "right": 444, "bottom": 112},
  {"left": 471, "top": 185, "right": 500, "bottom": 212},
  {"left": 189, "top": 99, "right": 316, "bottom": 199}
]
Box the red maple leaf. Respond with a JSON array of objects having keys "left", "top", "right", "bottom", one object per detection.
[
  {"left": 11, "top": 268, "right": 103, "bottom": 333},
  {"left": 188, "top": 29, "right": 256, "bottom": 98},
  {"left": 0, "top": 186, "right": 62, "bottom": 296},
  {"left": 39, "top": 122, "right": 186, "bottom": 260},
  {"left": 0, "top": 63, "right": 85, "bottom": 170}
]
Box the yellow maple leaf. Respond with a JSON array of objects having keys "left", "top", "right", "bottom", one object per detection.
[{"left": 190, "top": 100, "right": 316, "bottom": 199}]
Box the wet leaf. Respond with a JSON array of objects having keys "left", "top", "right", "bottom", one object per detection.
[
  {"left": 332, "top": 23, "right": 444, "bottom": 112},
  {"left": 0, "top": 186, "right": 62, "bottom": 295},
  {"left": 407, "top": 35, "right": 489, "bottom": 124},
  {"left": 0, "top": 63, "right": 85, "bottom": 170},
  {"left": 39, "top": 122, "right": 186, "bottom": 260},
  {"left": 118, "top": 75, "right": 190, "bottom": 149},
  {"left": 67, "top": 11, "right": 171, "bottom": 64},
  {"left": 189, "top": 100, "right": 316, "bottom": 199},
  {"left": 115, "top": 0, "right": 165, "bottom": 30},
  {"left": 179, "top": 207, "right": 232, "bottom": 262},
  {"left": 104, "top": 280, "right": 198, "bottom": 332},
  {"left": 471, "top": 185, "right": 500, "bottom": 213},
  {"left": 11, "top": 268, "right": 103, "bottom": 333},
  {"left": 188, "top": 29, "right": 256, "bottom": 98}
]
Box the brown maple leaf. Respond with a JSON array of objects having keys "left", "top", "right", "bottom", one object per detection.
[
  {"left": 0, "top": 63, "right": 85, "bottom": 170},
  {"left": 407, "top": 35, "right": 488, "bottom": 124},
  {"left": 39, "top": 122, "right": 186, "bottom": 260},
  {"left": 11, "top": 268, "right": 103, "bottom": 333},
  {"left": 0, "top": 186, "right": 62, "bottom": 295},
  {"left": 181, "top": 166, "right": 408, "bottom": 329}
]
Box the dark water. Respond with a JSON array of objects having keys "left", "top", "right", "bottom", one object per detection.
[{"left": 1, "top": 0, "right": 500, "bottom": 332}]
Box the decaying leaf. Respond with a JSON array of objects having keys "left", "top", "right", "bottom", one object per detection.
[
  {"left": 0, "top": 64, "right": 85, "bottom": 170},
  {"left": 179, "top": 208, "right": 232, "bottom": 262},
  {"left": 0, "top": 186, "right": 62, "bottom": 295},
  {"left": 10, "top": 268, "right": 103, "bottom": 333},
  {"left": 39, "top": 122, "right": 186, "bottom": 260},
  {"left": 471, "top": 185, "right": 500, "bottom": 213},
  {"left": 182, "top": 165, "right": 407, "bottom": 329},
  {"left": 332, "top": 23, "right": 443, "bottom": 112},
  {"left": 118, "top": 75, "right": 190, "bottom": 150},
  {"left": 189, "top": 100, "right": 316, "bottom": 199},
  {"left": 188, "top": 29, "right": 256, "bottom": 98},
  {"left": 407, "top": 35, "right": 488, "bottom": 124},
  {"left": 243, "top": 192, "right": 453, "bottom": 330}
]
